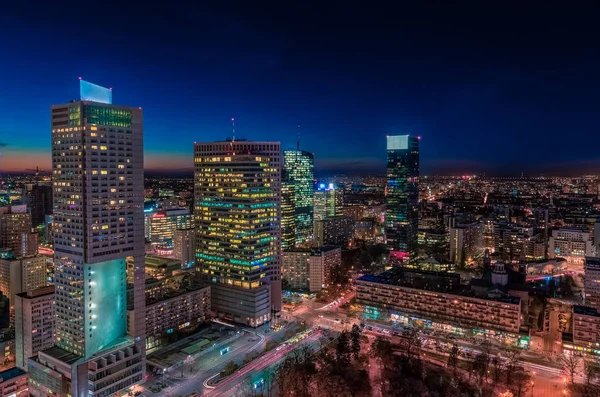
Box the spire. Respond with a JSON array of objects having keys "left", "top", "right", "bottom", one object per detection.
[
  {"left": 297, "top": 124, "right": 300, "bottom": 151},
  {"left": 232, "top": 118, "right": 235, "bottom": 142}
]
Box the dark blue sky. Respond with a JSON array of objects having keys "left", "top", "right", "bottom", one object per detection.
[{"left": 1, "top": 1, "right": 599, "bottom": 176}]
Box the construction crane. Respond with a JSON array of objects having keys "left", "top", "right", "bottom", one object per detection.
[{"left": 24, "top": 166, "right": 45, "bottom": 175}]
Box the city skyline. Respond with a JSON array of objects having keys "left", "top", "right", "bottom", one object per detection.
[{"left": 2, "top": 3, "right": 600, "bottom": 177}]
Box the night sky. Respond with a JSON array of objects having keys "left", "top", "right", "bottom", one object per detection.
[{"left": 1, "top": 2, "right": 599, "bottom": 176}]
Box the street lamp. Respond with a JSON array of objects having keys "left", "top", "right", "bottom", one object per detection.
[{"left": 162, "top": 368, "right": 166, "bottom": 387}]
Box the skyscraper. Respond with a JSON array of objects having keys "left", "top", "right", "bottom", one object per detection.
[
  {"left": 281, "top": 179, "right": 296, "bottom": 250},
  {"left": 24, "top": 183, "right": 53, "bottom": 228},
  {"left": 0, "top": 205, "right": 34, "bottom": 258},
  {"left": 313, "top": 183, "right": 344, "bottom": 221},
  {"left": 283, "top": 150, "right": 314, "bottom": 245},
  {"left": 386, "top": 135, "right": 419, "bottom": 261},
  {"left": 28, "top": 80, "right": 145, "bottom": 396},
  {"left": 194, "top": 139, "right": 281, "bottom": 327}
]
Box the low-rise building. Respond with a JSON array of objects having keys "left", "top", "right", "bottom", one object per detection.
[
  {"left": 282, "top": 246, "right": 341, "bottom": 292},
  {"left": 548, "top": 227, "right": 594, "bottom": 265},
  {"left": 356, "top": 269, "right": 521, "bottom": 335},
  {"left": 572, "top": 305, "right": 600, "bottom": 347},
  {"left": 14, "top": 286, "right": 55, "bottom": 370},
  {"left": 585, "top": 257, "right": 600, "bottom": 310},
  {"left": 0, "top": 367, "right": 28, "bottom": 397},
  {"left": 127, "top": 284, "right": 210, "bottom": 351}
]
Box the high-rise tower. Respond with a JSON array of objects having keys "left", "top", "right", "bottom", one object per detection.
[
  {"left": 386, "top": 135, "right": 419, "bottom": 262},
  {"left": 194, "top": 139, "right": 281, "bottom": 326},
  {"left": 283, "top": 150, "right": 314, "bottom": 245},
  {"left": 28, "top": 80, "right": 145, "bottom": 397}
]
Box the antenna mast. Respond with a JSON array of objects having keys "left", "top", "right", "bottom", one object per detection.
[
  {"left": 297, "top": 125, "right": 300, "bottom": 151},
  {"left": 232, "top": 118, "right": 235, "bottom": 142}
]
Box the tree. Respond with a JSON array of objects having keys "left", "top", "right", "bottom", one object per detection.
[
  {"left": 277, "top": 345, "right": 316, "bottom": 397},
  {"left": 509, "top": 366, "right": 532, "bottom": 397},
  {"left": 221, "top": 361, "right": 240, "bottom": 377},
  {"left": 491, "top": 355, "right": 504, "bottom": 383},
  {"left": 335, "top": 331, "right": 352, "bottom": 366},
  {"left": 371, "top": 336, "right": 393, "bottom": 365},
  {"left": 399, "top": 329, "right": 422, "bottom": 362},
  {"left": 560, "top": 352, "right": 583, "bottom": 385},
  {"left": 446, "top": 344, "right": 460, "bottom": 379},
  {"left": 584, "top": 358, "right": 600, "bottom": 386},
  {"left": 350, "top": 324, "right": 362, "bottom": 360}
]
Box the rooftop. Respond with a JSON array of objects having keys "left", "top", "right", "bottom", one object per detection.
[
  {"left": 574, "top": 305, "right": 600, "bottom": 317},
  {"left": 0, "top": 367, "right": 27, "bottom": 382},
  {"left": 358, "top": 269, "right": 521, "bottom": 305}
]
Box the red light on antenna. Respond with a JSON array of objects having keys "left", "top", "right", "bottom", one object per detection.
[
  {"left": 138, "top": 107, "right": 142, "bottom": 110},
  {"left": 418, "top": 136, "right": 421, "bottom": 140},
  {"left": 231, "top": 118, "right": 235, "bottom": 121},
  {"left": 109, "top": 87, "right": 112, "bottom": 90},
  {"left": 78, "top": 77, "right": 82, "bottom": 80}
]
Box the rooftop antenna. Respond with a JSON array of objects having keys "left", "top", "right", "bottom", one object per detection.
[
  {"left": 232, "top": 118, "right": 235, "bottom": 142},
  {"left": 297, "top": 124, "right": 300, "bottom": 151}
]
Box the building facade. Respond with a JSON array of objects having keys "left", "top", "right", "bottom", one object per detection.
[
  {"left": 0, "top": 205, "right": 35, "bottom": 258},
  {"left": 283, "top": 150, "right": 314, "bottom": 245},
  {"left": 145, "top": 207, "right": 192, "bottom": 247},
  {"left": 281, "top": 180, "right": 296, "bottom": 250},
  {"left": 194, "top": 140, "right": 281, "bottom": 327},
  {"left": 315, "top": 216, "right": 354, "bottom": 247},
  {"left": 29, "top": 80, "right": 146, "bottom": 397},
  {"left": 282, "top": 246, "right": 341, "bottom": 292},
  {"left": 173, "top": 228, "right": 195, "bottom": 269},
  {"left": 313, "top": 184, "right": 343, "bottom": 222},
  {"left": 548, "top": 228, "right": 594, "bottom": 265},
  {"left": 24, "top": 183, "right": 53, "bottom": 228},
  {"left": 449, "top": 222, "right": 482, "bottom": 265},
  {"left": 385, "top": 135, "right": 419, "bottom": 261},
  {"left": 572, "top": 305, "right": 600, "bottom": 347},
  {"left": 0, "top": 255, "right": 47, "bottom": 306},
  {"left": 14, "top": 286, "right": 55, "bottom": 370},
  {"left": 584, "top": 257, "right": 600, "bottom": 310},
  {"left": 356, "top": 271, "right": 521, "bottom": 335},
  {"left": 0, "top": 367, "right": 29, "bottom": 397}
]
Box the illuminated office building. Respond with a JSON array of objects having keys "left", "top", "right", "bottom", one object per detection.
[
  {"left": 194, "top": 139, "right": 281, "bottom": 327},
  {"left": 145, "top": 207, "right": 192, "bottom": 247},
  {"left": 386, "top": 135, "right": 419, "bottom": 261},
  {"left": 281, "top": 179, "right": 296, "bottom": 250},
  {"left": 283, "top": 150, "right": 314, "bottom": 245},
  {"left": 313, "top": 183, "right": 344, "bottom": 221},
  {"left": 28, "top": 80, "right": 145, "bottom": 397}
]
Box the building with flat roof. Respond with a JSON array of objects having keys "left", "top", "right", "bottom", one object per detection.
[
  {"left": 173, "top": 228, "right": 195, "bottom": 269},
  {"left": 145, "top": 207, "right": 192, "bottom": 248},
  {"left": 0, "top": 205, "right": 36, "bottom": 258},
  {"left": 584, "top": 257, "right": 600, "bottom": 310},
  {"left": 315, "top": 216, "right": 354, "bottom": 247},
  {"left": 548, "top": 227, "right": 594, "bottom": 265},
  {"left": 194, "top": 139, "right": 281, "bottom": 327},
  {"left": 572, "top": 305, "right": 600, "bottom": 348},
  {"left": 283, "top": 150, "right": 314, "bottom": 245},
  {"left": 29, "top": 80, "right": 145, "bottom": 397},
  {"left": 282, "top": 246, "right": 341, "bottom": 292},
  {"left": 0, "top": 367, "right": 28, "bottom": 397},
  {"left": 385, "top": 135, "right": 419, "bottom": 262},
  {"left": 15, "top": 286, "right": 55, "bottom": 371},
  {"left": 356, "top": 269, "right": 521, "bottom": 335},
  {"left": 128, "top": 284, "right": 210, "bottom": 351}
]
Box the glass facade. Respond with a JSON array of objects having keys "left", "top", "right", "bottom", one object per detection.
[
  {"left": 84, "top": 105, "right": 132, "bottom": 128},
  {"left": 386, "top": 135, "right": 419, "bottom": 259},
  {"left": 313, "top": 185, "right": 343, "bottom": 221},
  {"left": 281, "top": 180, "right": 296, "bottom": 250},
  {"left": 80, "top": 79, "right": 113, "bottom": 104},
  {"left": 283, "top": 150, "right": 314, "bottom": 245}
]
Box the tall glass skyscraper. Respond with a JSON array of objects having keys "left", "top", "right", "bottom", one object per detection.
[
  {"left": 28, "top": 80, "right": 145, "bottom": 396},
  {"left": 194, "top": 140, "right": 281, "bottom": 327},
  {"left": 283, "top": 150, "right": 314, "bottom": 245},
  {"left": 386, "top": 135, "right": 419, "bottom": 261},
  {"left": 281, "top": 177, "right": 296, "bottom": 250}
]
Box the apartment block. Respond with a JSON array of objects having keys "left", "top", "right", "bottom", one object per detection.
[
  {"left": 572, "top": 305, "right": 600, "bottom": 347},
  {"left": 0, "top": 367, "right": 28, "bottom": 397},
  {"left": 14, "top": 286, "right": 55, "bottom": 370},
  {"left": 356, "top": 270, "right": 521, "bottom": 334}
]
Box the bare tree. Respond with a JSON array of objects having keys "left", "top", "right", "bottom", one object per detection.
[
  {"left": 584, "top": 358, "right": 600, "bottom": 386},
  {"left": 560, "top": 352, "right": 583, "bottom": 385},
  {"left": 509, "top": 366, "right": 532, "bottom": 397}
]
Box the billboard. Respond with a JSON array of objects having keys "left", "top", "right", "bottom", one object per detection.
[{"left": 80, "top": 79, "right": 112, "bottom": 104}]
